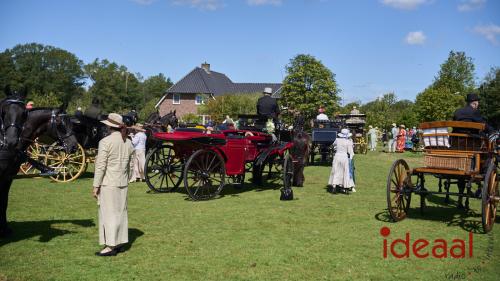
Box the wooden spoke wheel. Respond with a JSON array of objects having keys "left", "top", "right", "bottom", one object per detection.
[
  {"left": 46, "top": 142, "right": 87, "bottom": 182},
  {"left": 184, "top": 149, "right": 225, "bottom": 201},
  {"left": 482, "top": 162, "right": 499, "bottom": 233},
  {"left": 282, "top": 153, "right": 294, "bottom": 190},
  {"left": 19, "top": 142, "right": 45, "bottom": 175},
  {"left": 386, "top": 159, "right": 413, "bottom": 221},
  {"left": 145, "top": 144, "right": 184, "bottom": 193}
]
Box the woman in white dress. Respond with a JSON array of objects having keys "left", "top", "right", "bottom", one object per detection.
[{"left": 327, "top": 128, "right": 355, "bottom": 193}]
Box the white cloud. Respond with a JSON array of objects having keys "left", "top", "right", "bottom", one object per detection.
[
  {"left": 381, "top": 0, "right": 428, "bottom": 10},
  {"left": 132, "top": 0, "right": 156, "bottom": 5},
  {"left": 405, "top": 31, "right": 426, "bottom": 45},
  {"left": 247, "top": 0, "right": 282, "bottom": 6},
  {"left": 172, "top": 0, "right": 224, "bottom": 11},
  {"left": 457, "top": 0, "right": 486, "bottom": 12},
  {"left": 473, "top": 24, "right": 500, "bottom": 45}
]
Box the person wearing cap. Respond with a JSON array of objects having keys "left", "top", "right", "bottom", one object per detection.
[
  {"left": 316, "top": 107, "right": 329, "bottom": 121},
  {"left": 92, "top": 113, "right": 135, "bottom": 256},
  {"left": 388, "top": 123, "right": 398, "bottom": 153},
  {"left": 453, "top": 93, "right": 492, "bottom": 132},
  {"left": 130, "top": 123, "right": 147, "bottom": 183},
  {"left": 257, "top": 87, "right": 279, "bottom": 121},
  {"left": 396, "top": 124, "right": 406, "bottom": 153},
  {"left": 26, "top": 101, "right": 34, "bottom": 110},
  {"left": 75, "top": 106, "right": 83, "bottom": 117},
  {"left": 327, "top": 128, "right": 355, "bottom": 193}
]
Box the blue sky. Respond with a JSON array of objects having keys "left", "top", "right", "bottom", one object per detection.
[{"left": 1, "top": 0, "right": 499, "bottom": 104}]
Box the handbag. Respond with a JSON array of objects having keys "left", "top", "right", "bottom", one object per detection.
[{"left": 280, "top": 187, "right": 294, "bottom": 201}]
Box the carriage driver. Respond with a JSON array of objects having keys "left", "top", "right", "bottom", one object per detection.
[
  {"left": 453, "top": 93, "right": 493, "bottom": 132},
  {"left": 257, "top": 87, "right": 280, "bottom": 122}
]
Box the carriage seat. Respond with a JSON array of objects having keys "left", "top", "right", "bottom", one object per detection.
[{"left": 416, "top": 121, "right": 488, "bottom": 175}]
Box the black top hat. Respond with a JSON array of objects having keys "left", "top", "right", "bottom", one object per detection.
[{"left": 466, "top": 93, "right": 479, "bottom": 103}]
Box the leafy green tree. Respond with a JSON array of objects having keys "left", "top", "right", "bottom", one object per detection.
[
  {"left": 198, "top": 93, "right": 261, "bottom": 123},
  {"left": 85, "top": 59, "right": 141, "bottom": 113},
  {"left": 360, "top": 93, "right": 398, "bottom": 129},
  {"left": 142, "top": 73, "right": 173, "bottom": 101},
  {"left": 432, "top": 50, "right": 476, "bottom": 97},
  {"left": 414, "top": 87, "right": 463, "bottom": 122},
  {"left": 478, "top": 67, "right": 500, "bottom": 128},
  {"left": 340, "top": 101, "right": 361, "bottom": 114},
  {"left": 0, "top": 43, "right": 85, "bottom": 103},
  {"left": 281, "top": 54, "right": 340, "bottom": 123}
]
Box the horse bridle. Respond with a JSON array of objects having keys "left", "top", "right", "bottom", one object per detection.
[
  {"left": 0, "top": 99, "right": 27, "bottom": 148},
  {"left": 50, "top": 109, "right": 75, "bottom": 149}
]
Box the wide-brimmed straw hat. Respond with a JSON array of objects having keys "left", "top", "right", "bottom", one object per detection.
[
  {"left": 338, "top": 128, "right": 352, "bottom": 138},
  {"left": 101, "top": 113, "right": 124, "bottom": 128},
  {"left": 392, "top": 123, "right": 397, "bottom": 127}
]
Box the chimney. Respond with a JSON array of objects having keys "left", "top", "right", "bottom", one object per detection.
[{"left": 201, "top": 62, "right": 210, "bottom": 74}]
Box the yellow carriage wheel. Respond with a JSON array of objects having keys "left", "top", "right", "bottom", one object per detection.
[
  {"left": 46, "top": 142, "right": 87, "bottom": 182},
  {"left": 19, "top": 142, "right": 44, "bottom": 175}
]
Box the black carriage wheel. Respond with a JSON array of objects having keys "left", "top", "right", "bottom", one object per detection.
[
  {"left": 145, "top": 144, "right": 184, "bottom": 193},
  {"left": 283, "top": 154, "right": 294, "bottom": 190},
  {"left": 184, "top": 149, "right": 225, "bottom": 201},
  {"left": 386, "top": 159, "right": 412, "bottom": 222},
  {"left": 482, "top": 162, "right": 499, "bottom": 233}
]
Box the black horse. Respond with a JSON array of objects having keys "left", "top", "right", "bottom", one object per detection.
[
  {"left": 0, "top": 104, "right": 78, "bottom": 237},
  {"left": 144, "top": 110, "right": 179, "bottom": 152}
]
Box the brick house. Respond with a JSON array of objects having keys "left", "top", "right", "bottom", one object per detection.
[{"left": 155, "top": 63, "right": 281, "bottom": 123}]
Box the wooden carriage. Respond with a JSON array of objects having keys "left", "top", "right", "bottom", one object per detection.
[{"left": 387, "top": 121, "right": 499, "bottom": 233}]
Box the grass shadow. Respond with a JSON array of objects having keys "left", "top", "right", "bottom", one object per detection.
[
  {"left": 120, "top": 228, "right": 144, "bottom": 252},
  {"left": 0, "top": 219, "right": 95, "bottom": 247}
]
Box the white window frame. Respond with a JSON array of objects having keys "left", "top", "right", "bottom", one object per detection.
[
  {"left": 195, "top": 94, "right": 205, "bottom": 105},
  {"left": 172, "top": 93, "right": 180, "bottom": 104}
]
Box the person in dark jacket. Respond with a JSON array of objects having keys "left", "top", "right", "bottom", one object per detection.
[
  {"left": 453, "top": 93, "right": 492, "bottom": 132},
  {"left": 256, "top": 87, "right": 279, "bottom": 121}
]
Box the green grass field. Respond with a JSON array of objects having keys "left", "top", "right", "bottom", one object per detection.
[{"left": 1, "top": 150, "right": 499, "bottom": 281}]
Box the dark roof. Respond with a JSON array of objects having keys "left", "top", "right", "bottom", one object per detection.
[
  {"left": 157, "top": 66, "right": 282, "bottom": 107},
  {"left": 165, "top": 67, "right": 281, "bottom": 96}
]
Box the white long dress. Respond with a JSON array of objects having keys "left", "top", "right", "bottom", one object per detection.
[{"left": 328, "top": 138, "right": 355, "bottom": 188}]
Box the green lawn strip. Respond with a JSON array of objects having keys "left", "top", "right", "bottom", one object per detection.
[{"left": 0, "top": 150, "right": 498, "bottom": 280}]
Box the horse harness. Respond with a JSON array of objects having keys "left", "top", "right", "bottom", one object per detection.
[
  {"left": 49, "top": 109, "right": 75, "bottom": 150},
  {"left": 0, "top": 98, "right": 27, "bottom": 150}
]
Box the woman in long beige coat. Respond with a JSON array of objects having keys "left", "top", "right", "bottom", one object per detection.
[{"left": 92, "top": 113, "right": 135, "bottom": 256}]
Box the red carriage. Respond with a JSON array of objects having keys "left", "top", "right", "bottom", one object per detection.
[{"left": 144, "top": 127, "right": 295, "bottom": 201}]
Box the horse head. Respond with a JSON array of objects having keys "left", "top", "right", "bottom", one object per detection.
[
  {"left": 1, "top": 86, "right": 28, "bottom": 150},
  {"left": 21, "top": 103, "right": 78, "bottom": 154},
  {"left": 160, "top": 110, "right": 178, "bottom": 129}
]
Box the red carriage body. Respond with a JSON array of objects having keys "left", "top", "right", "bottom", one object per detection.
[{"left": 145, "top": 128, "right": 294, "bottom": 200}]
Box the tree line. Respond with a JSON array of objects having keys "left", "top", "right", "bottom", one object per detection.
[
  {"left": 0, "top": 43, "right": 173, "bottom": 121},
  {"left": 277, "top": 51, "right": 499, "bottom": 130},
  {"left": 1, "top": 43, "right": 498, "bottom": 129}
]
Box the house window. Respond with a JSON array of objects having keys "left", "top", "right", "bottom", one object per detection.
[
  {"left": 173, "top": 93, "right": 180, "bottom": 104},
  {"left": 195, "top": 94, "right": 205, "bottom": 105}
]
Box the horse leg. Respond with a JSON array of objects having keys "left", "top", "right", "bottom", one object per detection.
[
  {"left": 0, "top": 176, "right": 14, "bottom": 237},
  {"left": 293, "top": 163, "right": 304, "bottom": 187}
]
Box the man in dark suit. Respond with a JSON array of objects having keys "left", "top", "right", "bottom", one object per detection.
[
  {"left": 453, "top": 93, "right": 491, "bottom": 201},
  {"left": 257, "top": 87, "right": 279, "bottom": 121},
  {"left": 453, "top": 93, "right": 492, "bottom": 132}
]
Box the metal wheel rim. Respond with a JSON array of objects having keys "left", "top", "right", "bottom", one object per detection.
[
  {"left": 145, "top": 144, "right": 183, "bottom": 193},
  {"left": 184, "top": 149, "right": 225, "bottom": 201}
]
